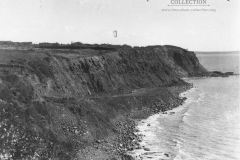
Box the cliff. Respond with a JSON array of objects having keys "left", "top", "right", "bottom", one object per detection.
[{"left": 0, "top": 44, "right": 207, "bottom": 159}]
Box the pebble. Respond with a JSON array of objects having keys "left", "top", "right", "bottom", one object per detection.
[
  {"left": 96, "top": 140, "right": 101, "bottom": 143},
  {"left": 164, "top": 153, "right": 169, "bottom": 157},
  {"left": 143, "top": 147, "right": 150, "bottom": 151}
]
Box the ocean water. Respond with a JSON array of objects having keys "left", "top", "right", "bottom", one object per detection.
[
  {"left": 131, "top": 76, "right": 240, "bottom": 160},
  {"left": 196, "top": 52, "right": 240, "bottom": 74}
]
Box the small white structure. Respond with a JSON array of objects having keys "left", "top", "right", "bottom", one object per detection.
[{"left": 113, "top": 30, "right": 117, "bottom": 38}]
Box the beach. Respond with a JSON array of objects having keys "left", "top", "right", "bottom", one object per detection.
[{"left": 129, "top": 76, "right": 240, "bottom": 160}]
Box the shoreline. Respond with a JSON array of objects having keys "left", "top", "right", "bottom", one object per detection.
[
  {"left": 124, "top": 76, "right": 240, "bottom": 160},
  {"left": 122, "top": 75, "right": 239, "bottom": 160},
  {"left": 129, "top": 86, "right": 196, "bottom": 159},
  {"left": 116, "top": 84, "right": 193, "bottom": 160}
]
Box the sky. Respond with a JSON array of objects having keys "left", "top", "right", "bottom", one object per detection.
[{"left": 0, "top": 0, "right": 239, "bottom": 51}]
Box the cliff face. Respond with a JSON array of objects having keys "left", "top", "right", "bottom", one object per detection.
[
  {"left": 1, "top": 45, "right": 206, "bottom": 96},
  {"left": 0, "top": 45, "right": 207, "bottom": 159}
]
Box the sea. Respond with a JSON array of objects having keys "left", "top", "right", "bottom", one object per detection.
[{"left": 130, "top": 52, "right": 240, "bottom": 160}]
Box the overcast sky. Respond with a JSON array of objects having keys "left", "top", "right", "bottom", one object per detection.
[{"left": 0, "top": 0, "right": 239, "bottom": 51}]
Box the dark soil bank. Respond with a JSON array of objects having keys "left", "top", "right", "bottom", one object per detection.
[{"left": 0, "top": 44, "right": 207, "bottom": 159}]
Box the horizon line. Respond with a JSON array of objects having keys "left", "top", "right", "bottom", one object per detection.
[{"left": 194, "top": 51, "right": 240, "bottom": 53}]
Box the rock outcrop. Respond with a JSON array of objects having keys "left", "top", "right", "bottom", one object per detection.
[{"left": 0, "top": 44, "right": 208, "bottom": 159}]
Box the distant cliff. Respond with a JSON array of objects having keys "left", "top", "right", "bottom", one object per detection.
[{"left": 0, "top": 44, "right": 208, "bottom": 159}]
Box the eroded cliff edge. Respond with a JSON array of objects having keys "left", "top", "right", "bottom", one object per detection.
[{"left": 0, "top": 44, "right": 207, "bottom": 159}]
